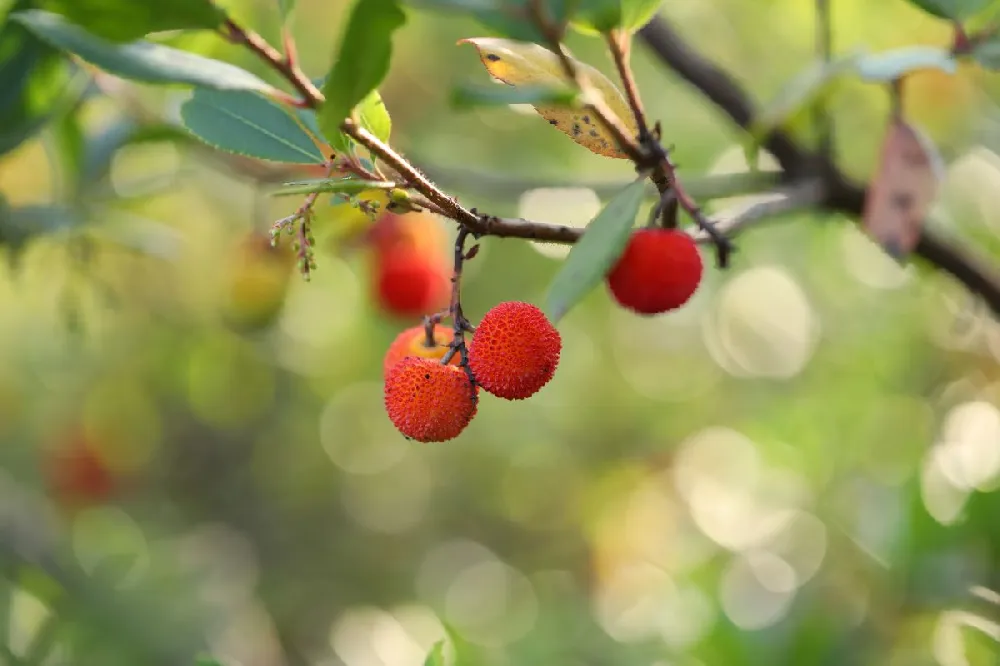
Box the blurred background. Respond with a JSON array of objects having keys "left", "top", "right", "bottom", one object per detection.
[{"left": 3, "top": 0, "right": 1000, "bottom": 664}]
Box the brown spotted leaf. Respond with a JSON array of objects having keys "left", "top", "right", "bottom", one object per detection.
[
  {"left": 459, "top": 36, "right": 637, "bottom": 159},
  {"left": 862, "top": 118, "right": 943, "bottom": 260}
]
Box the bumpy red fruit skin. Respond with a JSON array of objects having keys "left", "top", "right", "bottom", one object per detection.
[
  {"left": 606, "top": 228, "right": 703, "bottom": 315},
  {"left": 468, "top": 301, "right": 561, "bottom": 400},
  {"left": 384, "top": 358, "right": 478, "bottom": 442},
  {"left": 382, "top": 324, "right": 459, "bottom": 377},
  {"left": 374, "top": 249, "right": 451, "bottom": 319}
]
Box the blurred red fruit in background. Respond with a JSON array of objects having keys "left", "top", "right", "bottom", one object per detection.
[{"left": 44, "top": 431, "right": 116, "bottom": 510}]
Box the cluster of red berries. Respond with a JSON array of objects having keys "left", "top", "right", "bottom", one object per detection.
[
  {"left": 367, "top": 211, "right": 451, "bottom": 319},
  {"left": 378, "top": 226, "right": 704, "bottom": 443},
  {"left": 382, "top": 301, "right": 562, "bottom": 442}
]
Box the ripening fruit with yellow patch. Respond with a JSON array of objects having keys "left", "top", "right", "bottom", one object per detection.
[
  {"left": 468, "top": 301, "right": 561, "bottom": 400},
  {"left": 384, "top": 357, "right": 478, "bottom": 442},
  {"left": 222, "top": 232, "right": 296, "bottom": 331},
  {"left": 383, "top": 324, "right": 459, "bottom": 377}
]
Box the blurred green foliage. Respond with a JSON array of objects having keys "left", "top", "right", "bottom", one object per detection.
[{"left": 2, "top": 0, "right": 1000, "bottom": 665}]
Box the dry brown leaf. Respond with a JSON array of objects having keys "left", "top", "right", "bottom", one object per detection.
[
  {"left": 862, "top": 118, "right": 942, "bottom": 259},
  {"left": 459, "top": 36, "right": 638, "bottom": 159}
]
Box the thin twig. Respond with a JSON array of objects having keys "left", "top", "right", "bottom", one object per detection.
[
  {"left": 219, "top": 19, "right": 322, "bottom": 104},
  {"left": 605, "top": 30, "right": 650, "bottom": 140}
]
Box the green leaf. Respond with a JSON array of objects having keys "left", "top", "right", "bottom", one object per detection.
[
  {"left": 51, "top": 108, "right": 85, "bottom": 198},
  {"left": 276, "top": 0, "right": 297, "bottom": 20},
  {"left": 474, "top": 1, "right": 572, "bottom": 43},
  {"left": 450, "top": 81, "right": 579, "bottom": 109},
  {"left": 355, "top": 89, "right": 392, "bottom": 144},
  {"left": 970, "top": 34, "right": 1000, "bottom": 69},
  {"left": 571, "top": 0, "right": 663, "bottom": 34},
  {"left": 0, "top": 204, "right": 82, "bottom": 256},
  {"left": 544, "top": 178, "right": 646, "bottom": 322},
  {"left": 904, "top": 0, "right": 993, "bottom": 19},
  {"left": 12, "top": 10, "right": 273, "bottom": 92},
  {"left": 318, "top": 0, "right": 405, "bottom": 147},
  {"left": 273, "top": 178, "right": 395, "bottom": 196},
  {"left": 423, "top": 641, "right": 447, "bottom": 666},
  {"left": 855, "top": 46, "right": 957, "bottom": 81},
  {"left": 37, "top": 0, "right": 224, "bottom": 42},
  {"left": 745, "top": 53, "right": 861, "bottom": 163},
  {"left": 0, "top": 1, "right": 80, "bottom": 158},
  {"left": 180, "top": 89, "right": 326, "bottom": 164}
]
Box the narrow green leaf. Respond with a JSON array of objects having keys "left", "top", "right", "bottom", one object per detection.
[
  {"left": 571, "top": 0, "right": 663, "bottom": 34},
  {"left": 276, "top": 0, "right": 297, "bottom": 20},
  {"left": 905, "top": 0, "right": 993, "bottom": 19},
  {"left": 471, "top": 1, "right": 572, "bottom": 43},
  {"left": 971, "top": 35, "right": 1000, "bottom": 69},
  {"left": 544, "top": 178, "right": 646, "bottom": 322},
  {"left": 180, "top": 89, "right": 325, "bottom": 164},
  {"left": 405, "top": 0, "right": 498, "bottom": 10},
  {"left": 273, "top": 178, "right": 395, "bottom": 196},
  {"left": 855, "top": 46, "right": 957, "bottom": 81},
  {"left": 12, "top": 10, "right": 273, "bottom": 92},
  {"left": 0, "top": 2, "right": 80, "bottom": 158},
  {"left": 51, "top": 109, "right": 85, "bottom": 197},
  {"left": 318, "top": 0, "right": 405, "bottom": 147},
  {"left": 37, "top": 0, "right": 224, "bottom": 42},
  {"left": 450, "top": 82, "right": 579, "bottom": 109},
  {"left": 423, "top": 641, "right": 447, "bottom": 666},
  {"left": 745, "top": 53, "right": 860, "bottom": 163}
]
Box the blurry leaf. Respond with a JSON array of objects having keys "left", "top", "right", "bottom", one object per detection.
[
  {"left": 450, "top": 81, "right": 579, "bottom": 108},
  {"left": 23, "top": 611, "right": 60, "bottom": 666},
  {"left": 0, "top": 204, "right": 82, "bottom": 261},
  {"left": 181, "top": 88, "right": 326, "bottom": 164},
  {"left": 12, "top": 10, "right": 273, "bottom": 92},
  {"left": 905, "top": 0, "right": 993, "bottom": 19},
  {"left": 0, "top": 1, "right": 79, "bottom": 158},
  {"left": 423, "top": 641, "right": 447, "bottom": 666},
  {"left": 82, "top": 120, "right": 192, "bottom": 187},
  {"left": 862, "top": 118, "right": 942, "bottom": 259},
  {"left": 571, "top": 0, "right": 663, "bottom": 35},
  {"left": 276, "top": 0, "right": 297, "bottom": 20},
  {"left": 970, "top": 34, "right": 1000, "bottom": 69},
  {"left": 37, "top": 0, "right": 224, "bottom": 42},
  {"left": 544, "top": 177, "right": 646, "bottom": 321},
  {"left": 273, "top": 178, "right": 394, "bottom": 196},
  {"left": 855, "top": 46, "right": 957, "bottom": 81},
  {"left": 405, "top": 0, "right": 498, "bottom": 10},
  {"left": 94, "top": 211, "right": 183, "bottom": 259},
  {"left": 460, "top": 36, "right": 637, "bottom": 158},
  {"left": 52, "top": 108, "right": 85, "bottom": 197},
  {"left": 745, "top": 53, "right": 861, "bottom": 164},
  {"left": 469, "top": 1, "right": 572, "bottom": 43},
  {"left": 318, "top": 0, "right": 405, "bottom": 148}
]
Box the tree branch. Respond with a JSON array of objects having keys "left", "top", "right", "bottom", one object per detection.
[{"left": 638, "top": 14, "right": 1000, "bottom": 316}]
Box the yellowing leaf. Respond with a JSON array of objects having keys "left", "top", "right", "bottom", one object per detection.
[
  {"left": 459, "top": 36, "right": 637, "bottom": 159},
  {"left": 862, "top": 118, "right": 942, "bottom": 259}
]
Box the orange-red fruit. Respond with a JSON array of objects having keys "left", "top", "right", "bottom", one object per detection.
[
  {"left": 384, "top": 357, "right": 478, "bottom": 442},
  {"left": 468, "top": 301, "right": 561, "bottom": 400},
  {"left": 374, "top": 249, "right": 451, "bottom": 319},
  {"left": 605, "top": 228, "right": 703, "bottom": 315},
  {"left": 383, "top": 324, "right": 460, "bottom": 377}
]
